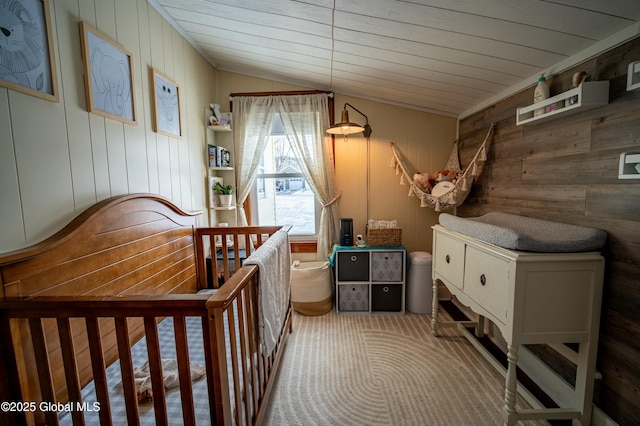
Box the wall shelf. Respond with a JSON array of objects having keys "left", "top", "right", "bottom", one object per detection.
[
  {"left": 516, "top": 81, "right": 609, "bottom": 126},
  {"left": 207, "top": 125, "right": 232, "bottom": 132}
]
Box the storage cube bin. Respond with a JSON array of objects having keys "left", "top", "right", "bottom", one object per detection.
[
  {"left": 372, "top": 284, "right": 403, "bottom": 312},
  {"left": 291, "top": 261, "right": 333, "bottom": 316},
  {"left": 336, "top": 252, "right": 369, "bottom": 281},
  {"left": 371, "top": 251, "right": 404, "bottom": 282},
  {"left": 338, "top": 284, "right": 369, "bottom": 311}
]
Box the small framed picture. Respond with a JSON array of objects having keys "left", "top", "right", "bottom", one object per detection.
[
  {"left": 0, "top": 0, "right": 59, "bottom": 102},
  {"left": 151, "top": 68, "right": 182, "bottom": 138},
  {"left": 79, "top": 21, "right": 136, "bottom": 125}
]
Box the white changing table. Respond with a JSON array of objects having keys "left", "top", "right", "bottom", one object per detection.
[{"left": 431, "top": 224, "right": 604, "bottom": 425}]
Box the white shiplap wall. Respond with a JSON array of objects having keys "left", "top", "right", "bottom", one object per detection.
[{"left": 0, "top": 0, "right": 216, "bottom": 253}]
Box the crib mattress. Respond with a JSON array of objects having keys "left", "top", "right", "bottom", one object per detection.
[{"left": 438, "top": 212, "right": 607, "bottom": 253}]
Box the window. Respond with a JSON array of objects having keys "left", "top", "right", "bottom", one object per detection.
[{"left": 252, "top": 114, "right": 320, "bottom": 237}]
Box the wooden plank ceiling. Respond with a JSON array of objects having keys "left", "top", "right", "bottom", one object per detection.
[{"left": 154, "top": 0, "right": 640, "bottom": 117}]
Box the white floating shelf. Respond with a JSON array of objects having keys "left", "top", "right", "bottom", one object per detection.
[
  {"left": 207, "top": 125, "right": 232, "bottom": 132},
  {"left": 516, "top": 81, "right": 609, "bottom": 126}
]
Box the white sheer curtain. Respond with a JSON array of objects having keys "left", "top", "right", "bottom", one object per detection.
[
  {"left": 231, "top": 93, "right": 339, "bottom": 259},
  {"left": 231, "top": 96, "right": 278, "bottom": 227}
]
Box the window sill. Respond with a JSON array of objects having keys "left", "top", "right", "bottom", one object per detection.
[{"left": 290, "top": 241, "right": 317, "bottom": 253}]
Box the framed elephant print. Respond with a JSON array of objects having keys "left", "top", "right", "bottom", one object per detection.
[
  {"left": 151, "top": 68, "right": 182, "bottom": 138},
  {"left": 0, "top": 0, "right": 59, "bottom": 102},
  {"left": 79, "top": 21, "right": 137, "bottom": 125}
]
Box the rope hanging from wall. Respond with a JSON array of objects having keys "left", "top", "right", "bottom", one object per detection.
[{"left": 389, "top": 123, "right": 495, "bottom": 212}]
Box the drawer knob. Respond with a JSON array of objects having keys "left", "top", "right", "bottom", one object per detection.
[
  {"left": 445, "top": 254, "right": 450, "bottom": 264},
  {"left": 350, "top": 255, "right": 357, "bottom": 262},
  {"left": 480, "top": 274, "right": 486, "bottom": 286},
  {"left": 382, "top": 286, "right": 389, "bottom": 293}
]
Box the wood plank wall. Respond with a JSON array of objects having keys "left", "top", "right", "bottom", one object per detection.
[{"left": 458, "top": 37, "right": 640, "bottom": 425}]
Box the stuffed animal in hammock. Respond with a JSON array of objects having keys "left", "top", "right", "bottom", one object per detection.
[
  {"left": 432, "top": 169, "right": 457, "bottom": 182},
  {"left": 412, "top": 172, "right": 434, "bottom": 193}
]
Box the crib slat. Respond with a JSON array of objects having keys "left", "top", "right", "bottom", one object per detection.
[
  {"left": 244, "top": 284, "right": 260, "bottom": 413},
  {"left": 195, "top": 230, "right": 207, "bottom": 289},
  {"left": 0, "top": 318, "right": 27, "bottom": 426},
  {"left": 233, "top": 234, "right": 241, "bottom": 271},
  {"left": 249, "top": 281, "right": 267, "bottom": 394},
  {"left": 57, "top": 317, "right": 85, "bottom": 426},
  {"left": 211, "top": 311, "right": 233, "bottom": 425},
  {"left": 28, "top": 318, "right": 59, "bottom": 425},
  {"left": 85, "top": 318, "right": 112, "bottom": 426},
  {"left": 114, "top": 317, "right": 139, "bottom": 426},
  {"left": 173, "top": 316, "right": 196, "bottom": 425},
  {"left": 201, "top": 317, "right": 221, "bottom": 424},
  {"left": 236, "top": 290, "right": 252, "bottom": 426},
  {"left": 210, "top": 234, "right": 220, "bottom": 289},
  {"left": 244, "top": 234, "right": 252, "bottom": 257},
  {"left": 144, "top": 317, "right": 168, "bottom": 426},
  {"left": 221, "top": 238, "right": 231, "bottom": 283},
  {"left": 226, "top": 307, "right": 243, "bottom": 425}
]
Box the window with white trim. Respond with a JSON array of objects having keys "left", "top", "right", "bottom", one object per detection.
[{"left": 251, "top": 114, "right": 320, "bottom": 237}]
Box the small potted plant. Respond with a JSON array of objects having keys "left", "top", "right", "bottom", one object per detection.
[{"left": 214, "top": 182, "right": 234, "bottom": 207}]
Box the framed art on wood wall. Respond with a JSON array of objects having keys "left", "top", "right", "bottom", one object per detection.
[
  {"left": 151, "top": 68, "right": 182, "bottom": 138},
  {"left": 79, "top": 21, "right": 137, "bottom": 125},
  {"left": 0, "top": 0, "right": 59, "bottom": 102}
]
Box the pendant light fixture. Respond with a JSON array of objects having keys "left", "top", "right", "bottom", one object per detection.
[{"left": 327, "top": 103, "right": 372, "bottom": 141}]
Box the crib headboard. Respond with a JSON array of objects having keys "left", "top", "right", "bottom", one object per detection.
[{"left": 0, "top": 193, "right": 202, "bottom": 299}]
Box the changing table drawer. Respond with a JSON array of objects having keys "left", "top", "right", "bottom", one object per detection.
[
  {"left": 433, "top": 231, "right": 465, "bottom": 290},
  {"left": 463, "top": 245, "right": 510, "bottom": 324}
]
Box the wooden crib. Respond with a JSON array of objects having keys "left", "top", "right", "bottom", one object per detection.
[{"left": 0, "top": 194, "right": 292, "bottom": 426}]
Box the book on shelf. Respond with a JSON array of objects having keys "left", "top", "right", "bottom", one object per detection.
[
  {"left": 208, "top": 145, "right": 231, "bottom": 168},
  {"left": 219, "top": 146, "right": 231, "bottom": 167},
  {"left": 208, "top": 144, "right": 217, "bottom": 167}
]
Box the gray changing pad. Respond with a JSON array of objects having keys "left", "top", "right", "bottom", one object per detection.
[{"left": 439, "top": 212, "right": 607, "bottom": 253}]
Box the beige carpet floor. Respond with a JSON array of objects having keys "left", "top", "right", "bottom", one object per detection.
[{"left": 264, "top": 310, "right": 547, "bottom": 426}]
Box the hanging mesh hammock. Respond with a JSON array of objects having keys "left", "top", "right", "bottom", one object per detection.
[{"left": 390, "top": 124, "right": 495, "bottom": 212}]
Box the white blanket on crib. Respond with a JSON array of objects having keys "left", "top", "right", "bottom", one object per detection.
[{"left": 243, "top": 229, "right": 291, "bottom": 354}]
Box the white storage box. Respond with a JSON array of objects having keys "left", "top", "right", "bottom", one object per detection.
[{"left": 291, "top": 261, "right": 333, "bottom": 316}]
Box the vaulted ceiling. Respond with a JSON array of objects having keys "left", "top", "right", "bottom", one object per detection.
[{"left": 151, "top": 0, "right": 640, "bottom": 118}]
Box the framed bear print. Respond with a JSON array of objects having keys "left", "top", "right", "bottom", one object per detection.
[
  {"left": 79, "top": 21, "right": 137, "bottom": 125},
  {"left": 0, "top": 0, "right": 59, "bottom": 102},
  {"left": 151, "top": 68, "right": 182, "bottom": 138}
]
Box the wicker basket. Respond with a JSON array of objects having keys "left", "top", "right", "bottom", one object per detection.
[{"left": 366, "top": 226, "right": 402, "bottom": 246}]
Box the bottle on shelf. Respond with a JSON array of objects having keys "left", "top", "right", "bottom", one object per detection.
[{"left": 533, "top": 74, "right": 549, "bottom": 116}]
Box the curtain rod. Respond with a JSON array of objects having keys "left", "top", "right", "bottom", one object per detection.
[{"left": 229, "top": 90, "right": 333, "bottom": 100}]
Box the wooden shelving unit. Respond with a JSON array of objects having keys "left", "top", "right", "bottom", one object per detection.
[{"left": 206, "top": 111, "right": 237, "bottom": 223}]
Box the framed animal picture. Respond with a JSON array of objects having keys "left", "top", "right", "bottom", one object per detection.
[
  {"left": 79, "top": 21, "right": 137, "bottom": 125},
  {"left": 151, "top": 68, "right": 182, "bottom": 138},
  {"left": 0, "top": 0, "right": 59, "bottom": 102}
]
